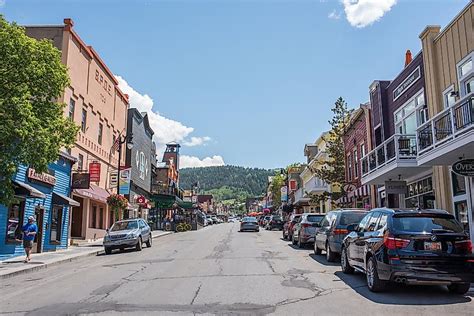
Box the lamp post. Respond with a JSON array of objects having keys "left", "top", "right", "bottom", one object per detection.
[{"left": 116, "top": 133, "right": 133, "bottom": 194}]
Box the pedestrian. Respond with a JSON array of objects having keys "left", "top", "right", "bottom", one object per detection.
[{"left": 22, "top": 215, "right": 38, "bottom": 263}]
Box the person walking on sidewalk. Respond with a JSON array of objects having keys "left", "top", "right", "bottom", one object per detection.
[{"left": 22, "top": 216, "right": 37, "bottom": 263}]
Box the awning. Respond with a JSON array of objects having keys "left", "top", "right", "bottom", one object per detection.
[
  {"left": 52, "top": 192, "right": 80, "bottom": 207},
  {"left": 73, "top": 184, "right": 110, "bottom": 203},
  {"left": 13, "top": 180, "right": 46, "bottom": 199}
]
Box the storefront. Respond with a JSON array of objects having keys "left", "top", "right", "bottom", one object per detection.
[{"left": 0, "top": 153, "right": 77, "bottom": 260}]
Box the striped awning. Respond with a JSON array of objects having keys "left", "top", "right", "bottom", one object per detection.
[{"left": 348, "top": 185, "right": 369, "bottom": 199}]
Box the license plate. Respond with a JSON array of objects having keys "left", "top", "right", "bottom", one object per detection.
[{"left": 424, "top": 241, "right": 442, "bottom": 251}]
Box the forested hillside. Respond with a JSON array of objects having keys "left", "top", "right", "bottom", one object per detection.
[{"left": 179, "top": 165, "right": 274, "bottom": 198}]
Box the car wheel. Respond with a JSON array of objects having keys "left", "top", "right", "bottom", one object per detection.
[
  {"left": 292, "top": 235, "right": 297, "bottom": 245},
  {"left": 104, "top": 247, "right": 112, "bottom": 255},
  {"left": 341, "top": 247, "right": 354, "bottom": 274},
  {"left": 314, "top": 242, "right": 322, "bottom": 255},
  {"left": 136, "top": 237, "right": 143, "bottom": 252},
  {"left": 326, "top": 242, "right": 336, "bottom": 262},
  {"left": 366, "top": 256, "right": 386, "bottom": 292},
  {"left": 146, "top": 235, "right": 152, "bottom": 248},
  {"left": 447, "top": 283, "right": 471, "bottom": 295},
  {"left": 283, "top": 232, "right": 287, "bottom": 240}
]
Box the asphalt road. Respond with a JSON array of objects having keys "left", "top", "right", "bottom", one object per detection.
[{"left": 1, "top": 222, "right": 473, "bottom": 315}]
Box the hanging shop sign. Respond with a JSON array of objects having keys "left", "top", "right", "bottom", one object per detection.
[
  {"left": 281, "top": 186, "right": 288, "bottom": 202},
  {"left": 289, "top": 180, "right": 297, "bottom": 191},
  {"left": 452, "top": 159, "right": 474, "bottom": 177},
  {"left": 136, "top": 195, "right": 146, "bottom": 204},
  {"left": 109, "top": 171, "right": 118, "bottom": 188},
  {"left": 89, "top": 162, "right": 101, "bottom": 182},
  {"left": 119, "top": 168, "right": 131, "bottom": 195},
  {"left": 71, "top": 173, "right": 90, "bottom": 189},
  {"left": 385, "top": 180, "right": 408, "bottom": 195},
  {"left": 27, "top": 168, "right": 56, "bottom": 186}
]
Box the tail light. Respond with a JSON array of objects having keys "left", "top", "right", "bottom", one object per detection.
[
  {"left": 333, "top": 228, "right": 348, "bottom": 235},
  {"left": 384, "top": 236, "right": 410, "bottom": 250},
  {"left": 302, "top": 223, "right": 311, "bottom": 228},
  {"left": 455, "top": 240, "right": 473, "bottom": 253}
]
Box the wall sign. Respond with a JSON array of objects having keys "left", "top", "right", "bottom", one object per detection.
[
  {"left": 27, "top": 168, "right": 56, "bottom": 186},
  {"left": 71, "top": 173, "right": 90, "bottom": 189},
  {"left": 289, "top": 179, "right": 297, "bottom": 191},
  {"left": 89, "top": 162, "right": 101, "bottom": 182},
  {"left": 385, "top": 180, "right": 408, "bottom": 195},
  {"left": 452, "top": 159, "right": 474, "bottom": 177},
  {"left": 393, "top": 66, "right": 421, "bottom": 101},
  {"left": 109, "top": 171, "right": 118, "bottom": 188}
]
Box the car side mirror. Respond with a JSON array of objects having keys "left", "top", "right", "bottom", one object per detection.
[
  {"left": 106, "top": 228, "right": 109, "bottom": 233},
  {"left": 346, "top": 224, "right": 357, "bottom": 232}
]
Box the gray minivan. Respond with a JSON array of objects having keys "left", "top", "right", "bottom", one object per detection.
[
  {"left": 292, "top": 213, "right": 325, "bottom": 248},
  {"left": 314, "top": 209, "right": 368, "bottom": 261},
  {"left": 103, "top": 218, "right": 152, "bottom": 255}
]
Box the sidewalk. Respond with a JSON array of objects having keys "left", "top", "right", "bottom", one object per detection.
[{"left": 0, "top": 231, "right": 173, "bottom": 279}]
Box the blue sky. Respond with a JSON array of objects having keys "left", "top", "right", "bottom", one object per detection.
[{"left": 0, "top": 0, "right": 468, "bottom": 169}]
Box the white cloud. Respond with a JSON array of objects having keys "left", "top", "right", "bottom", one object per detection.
[
  {"left": 342, "top": 0, "right": 397, "bottom": 28},
  {"left": 328, "top": 10, "right": 342, "bottom": 20},
  {"left": 115, "top": 76, "right": 212, "bottom": 153},
  {"left": 180, "top": 155, "right": 226, "bottom": 169}
]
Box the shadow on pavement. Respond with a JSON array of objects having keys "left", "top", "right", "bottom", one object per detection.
[
  {"left": 96, "top": 248, "right": 137, "bottom": 257},
  {"left": 335, "top": 271, "right": 473, "bottom": 305},
  {"left": 287, "top": 243, "right": 312, "bottom": 251},
  {"left": 308, "top": 253, "right": 340, "bottom": 266}
]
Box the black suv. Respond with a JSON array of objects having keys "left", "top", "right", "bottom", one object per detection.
[
  {"left": 266, "top": 215, "right": 284, "bottom": 230},
  {"left": 341, "top": 208, "right": 474, "bottom": 294}
]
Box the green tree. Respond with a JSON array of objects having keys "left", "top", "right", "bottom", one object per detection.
[
  {"left": 0, "top": 16, "right": 78, "bottom": 205},
  {"left": 312, "top": 97, "right": 353, "bottom": 206},
  {"left": 269, "top": 172, "right": 285, "bottom": 209}
]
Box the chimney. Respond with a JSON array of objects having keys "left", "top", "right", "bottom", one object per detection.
[
  {"left": 405, "top": 49, "right": 412, "bottom": 67},
  {"left": 64, "top": 18, "right": 74, "bottom": 31}
]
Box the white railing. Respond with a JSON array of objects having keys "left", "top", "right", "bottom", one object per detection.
[
  {"left": 361, "top": 134, "right": 417, "bottom": 177},
  {"left": 417, "top": 93, "right": 473, "bottom": 155},
  {"left": 294, "top": 188, "right": 309, "bottom": 203},
  {"left": 304, "top": 175, "right": 328, "bottom": 193}
]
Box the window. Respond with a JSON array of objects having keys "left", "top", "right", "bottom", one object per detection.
[
  {"left": 5, "top": 201, "right": 25, "bottom": 243},
  {"left": 366, "top": 212, "right": 380, "bottom": 232},
  {"left": 458, "top": 53, "right": 473, "bottom": 96},
  {"left": 452, "top": 172, "right": 466, "bottom": 196},
  {"left": 353, "top": 148, "right": 358, "bottom": 178},
  {"left": 98, "top": 123, "right": 103, "bottom": 145},
  {"left": 50, "top": 206, "right": 63, "bottom": 243},
  {"left": 394, "top": 90, "right": 426, "bottom": 134},
  {"left": 347, "top": 154, "right": 352, "bottom": 182},
  {"left": 443, "top": 86, "right": 457, "bottom": 109},
  {"left": 356, "top": 214, "right": 371, "bottom": 232},
  {"left": 376, "top": 213, "right": 388, "bottom": 231},
  {"left": 360, "top": 143, "right": 365, "bottom": 158},
  {"left": 78, "top": 154, "right": 84, "bottom": 171},
  {"left": 90, "top": 205, "right": 97, "bottom": 228},
  {"left": 466, "top": 77, "right": 474, "bottom": 94},
  {"left": 69, "top": 98, "right": 75, "bottom": 119},
  {"left": 459, "top": 58, "right": 472, "bottom": 78},
  {"left": 81, "top": 109, "right": 87, "bottom": 133}
]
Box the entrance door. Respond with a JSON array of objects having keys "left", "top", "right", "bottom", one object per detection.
[
  {"left": 32, "top": 207, "right": 44, "bottom": 253},
  {"left": 71, "top": 197, "right": 83, "bottom": 238}
]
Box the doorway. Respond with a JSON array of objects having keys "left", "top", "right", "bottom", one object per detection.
[
  {"left": 71, "top": 196, "right": 83, "bottom": 238},
  {"left": 32, "top": 206, "right": 44, "bottom": 253}
]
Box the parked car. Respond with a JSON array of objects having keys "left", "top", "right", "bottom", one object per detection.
[
  {"left": 286, "top": 214, "right": 302, "bottom": 241},
  {"left": 103, "top": 218, "right": 152, "bottom": 255},
  {"left": 212, "top": 215, "right": 219, "bottom": 224},
  {"left": 315, "top": 209, "right": 368, "bottom": 261},
  {"left": 239, "top": 217, "right": 260, "bottom": 232},
  {"left": 206, "top": 215, "right": 214, "bottom": 225},
  {"left": 228, "top": 217, "right": 236, "bottom": 223},
  {"left": 258, "top": 216, "right": 266, "bottom": 226},
  {"left": 341, "top": 208, "right": 474, "bottom": 294},
  {"left": 266, "top": 215, "right": 284, "bottom": 230},
  {"left": 261, "top": 216, "right": 271, "bottom": 227},
  {"left": 292, "top": 213, "right": 325, "bottom": 248}
]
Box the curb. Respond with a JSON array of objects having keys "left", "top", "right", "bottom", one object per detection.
[{"left": 0, "top": 231, "right": 173, "bottom": 280}]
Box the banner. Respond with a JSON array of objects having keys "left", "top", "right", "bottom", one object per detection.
[
  {"left": 109, "top": 171, "right": 118, "bottom": 188},
  {"left": 119, "top": 168, "right": 131, "bottom": 195},
  {"left": 89, "top": 162, "right": 101, "bottom": 182},
  {"left": 281, "top": 186, "right": 288, "bottom": 202}
]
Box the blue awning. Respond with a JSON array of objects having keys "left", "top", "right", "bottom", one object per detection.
[
  {"left": 13, "top": 180, "right": 46, "bottom": 199},
  {"left": 53, "top": 192, "right": 80, "bottom": 207}
]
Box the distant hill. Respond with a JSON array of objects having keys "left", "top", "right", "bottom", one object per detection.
[{"left": 179, "top": 165, "right": 274, "bottom": 198}]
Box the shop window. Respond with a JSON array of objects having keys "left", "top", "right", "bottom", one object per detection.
[
  {"left": 50, "top": 206, "right": 63, "bottom": 243},
  {"left": 5, "top": 201, "right": 25, "bottom": 243},
  {"left": 452, "top": 172, "right": 466, "bottom": 196},
  {"left": 405, "top": 176, "right": 435, "bottom": 209}
]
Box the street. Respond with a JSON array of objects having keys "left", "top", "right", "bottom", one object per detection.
[{"left": 1, "top": 223, "right": 473, "bottom": 316}]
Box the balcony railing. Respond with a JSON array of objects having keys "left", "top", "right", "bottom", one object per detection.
[
  {"left": 304, "top": 175, "right": 328, "bottom": 193},
  {"left": 361, "top": 134, "right": 417, "bottom": 177},
  {"left": 294, "top": 188, "right": 310, "bottom": 204},
  {"left": 417, "top": 93, "right": 473, "bottom": 154}
]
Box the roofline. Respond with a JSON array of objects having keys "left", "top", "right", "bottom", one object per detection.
[{"left": 432, "top": 1, "right": 473, "bottom": 43}]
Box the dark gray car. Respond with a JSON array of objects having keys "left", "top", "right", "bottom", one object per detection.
[
  {"left": 103, "top": 218, "right": 152, "bottom": 255},
  {"left": 314, "top": 209, "right": 368, "bottom": 261},
  {"left": 292, "top": 213, "right": 325, "bottom": 248}
]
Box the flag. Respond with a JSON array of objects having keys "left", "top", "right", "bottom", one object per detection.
[{"left": 111, "top": 136, "right": 120, "bottom": 152}]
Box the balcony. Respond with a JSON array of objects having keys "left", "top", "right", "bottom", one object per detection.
[
  {"left": 417, "top": 93, "right": 474, "bottom": 166},
  {"left": 294, "top": 188, "right": 310, "bottom": 205},
  {"left": 304, "top": 175, "right": 329, "bottom": 194},
  {"left": 361, "top": 134, "right": 429, "bottom": 185}
]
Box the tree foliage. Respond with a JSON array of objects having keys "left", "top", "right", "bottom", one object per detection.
[
  {"left": 269, "top": 172, "right": 285, "bottom": 209},
  {"left": 313, "top": 97, "right": 353, "bottom": 206},
  {"left": 0, "top": 16, "right": 78, "bottom": 204}
]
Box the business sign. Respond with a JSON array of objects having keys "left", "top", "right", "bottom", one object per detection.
[
  {"left": 452, "top": 159, "right": 474, "bottom": 177},
  {"left": 109, "top": 171, "right": 118, "bottom": 188},
  {"left": 385, "top": 180, "right": 407, "bottom": 195},
  {"left": 136, "top": 195, "right": 146, "bottom": 204},
  {"left": 281, "top": 186, "right": 288, "bottom": 202},
  {"left": 71, "top": 173, "right": 90, "bottom": 189},
  {"left": 119, "top": 168, "right": 131, "bottom": 195},
  {"left": 393, "top": 66, "right": 420, "bottom": 101},
  {"left": 289, "top": 179, "right": 297, "bottom": 191},
  {"left": 27, "top": 168, "right": 56, "bottom": 186},
  {"left": 89, "top": 162, "right": 101, "bottom": 182}
]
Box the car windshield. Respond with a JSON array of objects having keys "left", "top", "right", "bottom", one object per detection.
[
  {"left": 393, "top": 215, "right": 464, "bottom": 233},
  {"left": 243, "top": 217, "right": 257, "bottom": 222},
  {"left": 110, "top": 221, "right": 138, "bottom": 231},
  {"left": 307, "top": 215, "right": 324, "bottom": 223},
  {"left": 272, "top": 216, "right": 282, "bottom": 220},
  {"left": 339, "top": 212, "right": 367, "bottom": 225}
]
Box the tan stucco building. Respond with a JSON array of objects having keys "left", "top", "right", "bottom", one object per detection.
[
  {"left": 418, "top": 1, "right": 474, "bottom": 240},
  {"left": 26, "top": 18, "right": 129, "bottom": 241}
]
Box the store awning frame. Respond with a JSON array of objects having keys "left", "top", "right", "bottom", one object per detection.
[
  {"left": 52, "top": 192, "right": 80, "bottom": 207},
  {"left": 13, "top": 180, "right": 46, "bottom": 199}
]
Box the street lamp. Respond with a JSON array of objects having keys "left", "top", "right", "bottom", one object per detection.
[{"left": 117, "top": 133, "right": 133, "bottom": 194}]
